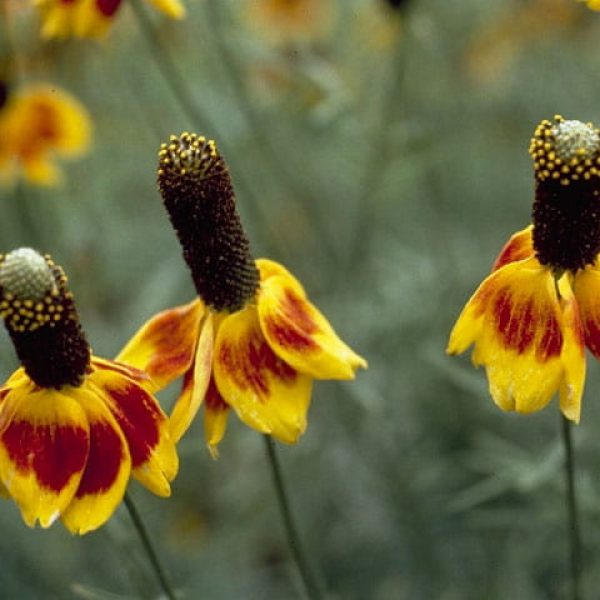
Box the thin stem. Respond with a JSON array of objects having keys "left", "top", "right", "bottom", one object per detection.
[
  {"left": 127, "top": 0, "right": 282, "bottom": 255},
  {"left": 204, "top": 0, "right": 339, "bottom": 262},
  {"left": 561, "top": 415, "right": 582, "bottom": 600},
  {"left": 263, "top": 435, "right": 324, "bottom": 600},
  {"left": 124, "top": 492, "right": 177, "bottom": 600}
]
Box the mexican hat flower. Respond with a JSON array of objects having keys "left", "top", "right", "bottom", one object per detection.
[
  {"left": 34, "top": 0, "right": 185, "bottom": 39},
  {"left": 0, "top": 248, "right": 178, "bottom": 533},
  {"left": 117, "top": 133, "right": 367, "bottom": 457},
  {"left": 0, "top": 83, "right": 90, "bottom": 186},
  {"left": 244, "top": 0, "right": 337, "bottom": 46},
  {"left": 447, "top": 115, "right": 600, "bottom": 423}
]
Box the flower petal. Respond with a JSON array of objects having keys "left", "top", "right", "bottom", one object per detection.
[
  {"left": 204, "top": 376, "right": 230, "bottom": 459},
  {"left": 146, "top": 0, "right": 186, "bottom": 19},
  {"left": 169, "top": 313, "right": 214, "bottom": 443},
  {"left": 214, "top": 306, "right": 313, "bottom": 444},
  {"left": 573, "top": 263, "right": 600, "bottom": 360},
  {"left": 447, "top": 258, "right": 584, "bottom": 416},
  {"left": 491, "top": 226, "right": 535, "bottom": 271},
  {"left": 87, "top": 369, "right": 178, "bottom": 497},
  {"left": 557, "top": 276, "right": 586, "bottom": 423},
  {"left": 60, "top": 385, "right": 131, "bottom": 535},
  {"left": 256, "top": 259, "right": 366, "bottom": 380},
  {"left": 116, "top": 299, "right": 205, "bottom": 392},
  {"left": 0, "top": 382, "right": 89, "bottom": 528}
]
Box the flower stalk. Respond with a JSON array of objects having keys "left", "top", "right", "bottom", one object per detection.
[
  {"left": 124, "top": 492, "right": 177, "bottom": 600},
  {"left": 264, "top": 436, "right": 324, "bottom": 600},
  {"left": 561, "top": 415, "right": 582, "bottom": 600}
]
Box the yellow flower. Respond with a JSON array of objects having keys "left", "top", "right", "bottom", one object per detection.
[
  {"left": 34, "top": 0, "right": 185, "bottom": 39},
  {"left": 244, "top": 0, "right": 337, "bottom": 45},
  {"left": 0, "top": 83, "right": 90, "bottom": 186},
  {"left": 0, "top": 248, "right": 178, "bottom": 533},
  {"left": 118, "top": 133, "right": 366, "bottom": 457},
  {"left": 585, "top": 0, "right": 600, "bottom": 11},
  {"left": 447, "top": 116, "right": 600, "bottom": 423}
]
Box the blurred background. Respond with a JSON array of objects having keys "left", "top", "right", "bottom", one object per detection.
[{"left": 2, "top": 0, "right": 600, "bottom": 598}]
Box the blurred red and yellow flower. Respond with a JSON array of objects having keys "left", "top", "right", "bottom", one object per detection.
[
  {"left": 34, "top": 0, "right": 185, "bottom": 39},
  {"left": 0, "top": 248, "right": 178, "bottom": 534},
  {"left": 448, "top": 116, "right": 600, "bottom": 423},
  {"left": 244, "top": 0, "right": 337, "bottom": 45},
  {"left": 0, "top": 84, "right": 90, "bottom": 186},
  {"left": 118, "top": 133, "right": 366, "bottom": 457}
]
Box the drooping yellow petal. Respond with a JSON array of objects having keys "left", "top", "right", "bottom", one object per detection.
[
  {"left": 214, "top": 306, "right": 313, "bottom": 444},
  {"left": 87, "top": 368, "right": 178, "bottom": 497},
  {"left": 204, "top": 376, "right": 230, "bottom": 459},
  {"left": 74, "top": 0, "right": 116, "bottom": 38},
  {"left": 169, "top": 313, "right": 214, "bottom": 443},
  {"left": 256, "top": 259, "right": 367, "bottom": 380},
  {"left": 117, "top": 298, "right": 205, "bottom": 392},
  {"left": 573, "top": 263, "right": 600, "bottom": 360},
  {"left": 36, "top": 0, "right": 77, "bottom": 39},
  {"left": 61, "top": 385, "right": 131, "bottom": 535},
  {"left": 448, "top": 257, "right": 584, "bottom": 417},
  {"left": 0, "top": 382, "right": 89, "bottom": 528},
  {"left": 557, "top": 275, "right": 586, "bottom": 423},
  {"left": 146, "top": 0, "right": 186, "bottom": 19},
  {"left": 491, "top": 225, "right": 535, "bottom": 271}
]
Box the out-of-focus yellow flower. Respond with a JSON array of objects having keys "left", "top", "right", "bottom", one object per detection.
[
  {"left": 34, "top": 0, "right": 185, "bottom": 40},
  {"left": 585, "top": 0, "right": 600, "bottom": 11},
  {"left": 0, "top": 84, "right": 90, "bottom": 187},
  {"left": 244, "top": 0, "right": 337, "bottom": 45},
  {"left": 118, "top": 133, "right": 367, "bottom": 457},
  {"left": 465, "top": 0, "right": 579, "bottom": 84},
  {"left": 448, "top": 116, "right": 600, "bottom": 423}
]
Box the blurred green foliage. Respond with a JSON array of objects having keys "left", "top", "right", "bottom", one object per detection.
[{"left": 3, "top": 0, "right": 600, "bottom": 598}]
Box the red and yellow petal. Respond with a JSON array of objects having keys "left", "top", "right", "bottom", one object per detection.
[
  {"left": 87, "top": 369, "right": 178, "bottom": 497},
  {"left": 204, "top": 376, "right": 230, "bottom": 459},
  {"left": 169, "top": 313, "right": 214, "bottom": 443},
  {"left": 0, "top": 382, "right": 89, "bottom": 528},
  {"left": 573, "top": 263, "right": 600, "bottom": 360},
  {"left": 214, "top": 306, "right": 313, "bottom": 444},
  {"left": 491, "top": 225, "right": 535, "bottom": 271},
  {"left": 447, "top": 257, "right": 585, "bottom": 418},
  {"left": 60, "top": 385, "right": 132, "bottom": 535},
  {"left": 557, "top": 276, "right": 586, "bottom": 423},
  {"left": 256, "top": 259, "right": 367, "bottom": 380},
  {"left": 116, "top": 298, "right": 205, "bottom": 392}
]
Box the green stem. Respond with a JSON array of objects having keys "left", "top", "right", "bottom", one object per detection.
[
  {"left": 561, "top": 415, "right": 582, "bottom": 600},
  {"left": 204, "top": 0, "right": 338, "bottom": 261},
  {"left": 263, "top": 435, "right": 324, "bottom": 600},
  {"left": 127, "top": 0, "right": 281, "bottom": 254},
  {"left": 124, "top": 492, "right": 177, "bottom": 600}
]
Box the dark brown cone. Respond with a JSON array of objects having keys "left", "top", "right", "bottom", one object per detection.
[
  {"left": 157, "top": 133, "right": 259, "bottom": 312},
  {"left": 0, "top": 250, "right": 90, "bottom": 388}
]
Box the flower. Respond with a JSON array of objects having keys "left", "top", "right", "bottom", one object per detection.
[
  {"left": 446, "top": 116, "right": 600, "bottom": 423},
  {"left": 0, "top": 248, "right": 178, "bottom": 533},
  {"left": 244, "top": 0, "right": 337, "bottom": 46},
  {"left": 585, "top": 0, "right": 600, "bottom": 11},
  {"left": 0, "top": 83, "right": 91, "bottom": 186},
  {"left": 118, "top": 133, "right": 367, "bottom": 457},
  {"left": 34, "top": 0, "right": 185, "bottom": 39}
]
